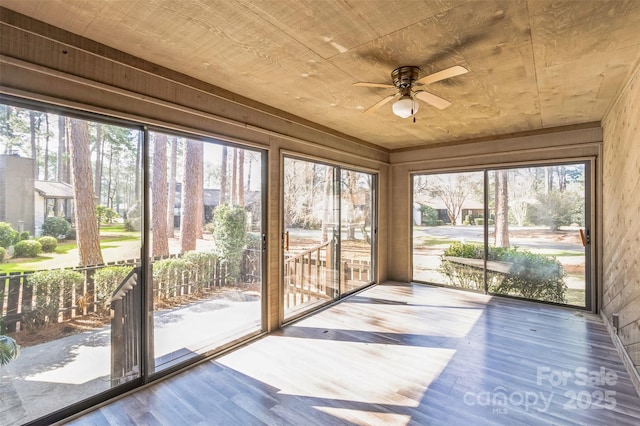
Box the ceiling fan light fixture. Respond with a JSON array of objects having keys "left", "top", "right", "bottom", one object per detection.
[{"left": 392, "top": 95, "right": 418, "bottom": 118}]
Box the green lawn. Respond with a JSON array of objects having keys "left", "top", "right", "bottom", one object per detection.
[{"left": 0, "top": 233, "right": 141, "bottom": 273}]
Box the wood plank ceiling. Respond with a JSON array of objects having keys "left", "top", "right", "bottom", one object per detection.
[{"left": 3, "top": 0, "right": 640, "bottom": 150}]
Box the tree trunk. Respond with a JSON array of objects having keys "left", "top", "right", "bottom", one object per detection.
[
  {"left": 29, "top": 111, "right": 39, "bottom": 179},
  {"left": 220, "top": 146, "right": 228, "bottom": 205},
  {"left": 321, "top": 167, "right": 333, "bottom": 242},
  {"left": 196, "top": 143, "right": 204, "bottom": 239},
  {"left": 494, "top": 170, "right": 510, "bottom": 248},
  {"left": 134, "top": 132, "right": 141, "bottom": 204},
  {"left": 346, "top": 171, "right": 357, "bottom": 240},
  {"left": 238, "top": 149, "right": 245, "bottom": 206},
  {"left": 166, "top": 137, "right": 177, "bottom": 238},
  {"left": 151, "top": 134, "right": 170, "bottom": 257},
  {"left": 231, "top": 148, "right": 238, "bottom": 205},
  {"left": 69, "top": 118, "right": 103, "bottom": 266},
  {"left": 94, "top": 124, "right": 103, "bottom": 204},
  {"left": 44, "top": 114, "right": 50, "bottom": 181},
  {"left": 180, "top": 140, "right": 201, "bottom": 252}
]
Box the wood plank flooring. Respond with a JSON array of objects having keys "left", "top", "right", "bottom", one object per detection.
[{"left": 65, "top": 283, "right": 640, "bottom": 425}]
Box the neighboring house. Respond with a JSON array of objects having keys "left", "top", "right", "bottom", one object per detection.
[
  {"left": 34, "top": 180, "right": 74, "bottom": 236},
  {"left": 414, "top": 197, "right": 484, "bottom": 225},
  {"left": 0, "top": 154, "right": 74, "bottom": 236},
  {"left": 0, "top": 154, "right": 35, "bottom": 234}
]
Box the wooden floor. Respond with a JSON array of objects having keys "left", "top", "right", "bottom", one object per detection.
[{"left": 66, "top": 283, "right": 640, "bottom": 425}]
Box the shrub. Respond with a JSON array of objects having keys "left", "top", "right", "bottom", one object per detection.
[
  {"left": 41, "top": 216, "right": 71, "bottom": 238},
  {"left": 96, "top": 205, "right": 120, "bottom": 224},
  {"left": 152, "top": 257, "right": 193, "bottom": 300},
  {"left": 37, "top": 236, "right": 58, "bottom": 253},
  {"left": 19, "top": 231, "right": 30, "bottom": 242},
  {"left": 440, "top": 242, "right": 567, "bottom": 303},
  {"left": 0, "top": 247, "right": 5, "bottom": 262},
  {"left": 93, "top": 266, "right": 134, "bottom": 311},
  {"left": 24, "top": 269, "right": 84, "bottom": 327},
  {"left": 420, "top": 205, "right": 438, "bottom": 225},
  {"left": 65, "top": 228, "right": 76, "bottom": 240},
  {"left": 211, "top": 204, "right": 247, "bottom": 282},
  {"left": 124, "top": 202, "right": 141, "bottom": 232},
  {"left": 13, "top": 240, "right": 42, "bottom": 257},
  {"left": 0, "top": 222, "right": 17, "bottom": 248},
  {"left": 182, "top": 251, "right": 219, "bottom": 291}
]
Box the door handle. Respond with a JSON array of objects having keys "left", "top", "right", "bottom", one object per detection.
[
  {"left": 284, "top": 231, "right": 290, "bottom": 251},
  {"left": 579, "top": 229, "right": 590, "bottom": 246}
]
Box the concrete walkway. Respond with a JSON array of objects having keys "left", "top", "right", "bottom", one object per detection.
[{"left": 0, "top": 291, "right": 261, "bottom": 425}]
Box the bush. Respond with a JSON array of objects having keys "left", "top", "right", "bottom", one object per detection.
[
  {"left": 440, "top": 242, "right": 567, "bottom": 303},
  {"left": 65, "top": 228, "right": 76, "bottom": 240},
  {"left": 0, "top": 247, "right": 5, "bottom": 262},
  {"left": 152, "top": 257, "right": 193, "bottom": 300},
  {"left": 420, "top": 205, "right": 438, "bottom": 225},
  {"left": 24, "top": 269, "right": 84, "bottom": 327},
  {"left": 182, "top": 251, "right": 219, "bottom": 292},
  {"left": 211, "top": 204, "right": 247, "bottom": 282},
  {"left": 41, "top": 216, "right": 71, "bottom": 238},
  {"left": 0, "top": 222, "right": 17, "bottom": 248},
  {"left": 13, "top": 240, "right": 42, "bottom": 257},
  {"left": 96, "top": 205, "right": 120, "bottom": 224},
  {"left": 18, "top": 231, "right": 31, "bottom": 242},
  {"left": 124, "top": 202, "right": 141, "bottom": 232},
  {"left": 37, "top": 236, "right": 58, "bottom": 253},
  {"left": 93, "top": 266, "right": 134, "bottom": 311}
]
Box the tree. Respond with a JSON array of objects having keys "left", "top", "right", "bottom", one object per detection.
[
  {"left": 69, "top": 118, "right": 103, "bottom": 266},
  {"left": 166, "top": 137, "right": 177, "bottom": 238},
  {"left": 94, "top": 124, "right": 103, "bottom": 203},
  {"left": 427, "top": 174, "right": 476, "bottom": 225},
  {"left": 220, "top": 145, "right": 228, "bottom": 205},
  {"left": 151, "top": 133, "right": 169, "bottom": 257},
  {"left": 238, "top": 149, "right": 245, "bottom": 206},
  {"left": 494, "top": 170, "right": 510, "bottom": 248},
  {"left": 231, "top": 148, "right": 238, "bottom": 205},
  {"left": 179, "top": 139, "right": 202, "bottom": 252}
]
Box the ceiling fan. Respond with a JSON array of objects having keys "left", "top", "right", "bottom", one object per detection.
[{"left": 354, "top": 65, "right": 468, "bottom": 118}]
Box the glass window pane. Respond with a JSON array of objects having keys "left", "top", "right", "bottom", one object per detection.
[
  {"left": 0, "top": 104, "right": 142, "bottom": 423},
  {"left": 148, "top": 134, "right": 263, "bottom": 373},
  {"left": 340, "top": 169, "right": 374, "bottom": 293},
  {"left": 488, "top": 165, "right": 587, "bottom": 306},
  {"left": 283, "top": 158, "right": 339, "bottom": 319},
  {"left": 412, "top": 171, "right": 485, "bottom": 289}
]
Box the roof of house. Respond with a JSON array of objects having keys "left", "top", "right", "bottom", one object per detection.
[{"left": 34, "top": 180, "right": 74, "bottom": 199}]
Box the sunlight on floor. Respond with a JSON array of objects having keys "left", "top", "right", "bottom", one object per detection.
[{"left": 219, "top": 336, "right": 456, "bottom": 406}]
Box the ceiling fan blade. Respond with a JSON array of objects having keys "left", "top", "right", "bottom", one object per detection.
[
  {"left": 363, "top": 93, "right": 400, "bottom": 115},
  {"left": 414, "top": 90, "right": 451, "bottom": 110},
  {"left": 416, "top": 65, "right": 468, "bottom": 86},
  {"left": 354, "top": 82, "right": 395, "bottom": 89}
]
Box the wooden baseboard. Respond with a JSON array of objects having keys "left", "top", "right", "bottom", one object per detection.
[{"left": 601, "top": 311, "right": 640, "bottom": 398}]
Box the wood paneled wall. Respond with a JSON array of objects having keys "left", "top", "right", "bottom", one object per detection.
[
  {"left": 0, "top": 10, "right": 390, "bottom": 332},
  {"left": 602, "top": 60, "right": 640, "bottom": 381}
]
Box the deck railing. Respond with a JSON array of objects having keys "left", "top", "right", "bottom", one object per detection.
[
  {"left": 283, "top": 240, "right": 336, "bottom": 309},
  {"left": 109, "top": 267, "right": 142, "bottom": 386}
]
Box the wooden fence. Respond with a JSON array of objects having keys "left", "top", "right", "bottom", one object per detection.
[
  {"left": 0, "top": 249, "right": 262, "bottom": 333},
  {"left": 0, "top": 259, "right": 140, "bottom": 333}
]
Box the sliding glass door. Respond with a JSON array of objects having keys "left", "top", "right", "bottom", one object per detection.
[
  {"left": 0, "top": 99, "right": 266, "bottom": 424},
  {"left": 0, "top": 103, "right": 143, "bottom": 424},
  {"left": 148, "top": 132, "right": 265, "bottom": 373},
  {"left": 283, "top": 157, "right": 376, "bottom": 320},
  {"left": 412, "top": 162, "right": 590, "bottom": 309}
]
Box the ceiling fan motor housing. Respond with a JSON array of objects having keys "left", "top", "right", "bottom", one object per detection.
[{"left": 392, "top": 66, "right": 420, "bottom": 89}]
